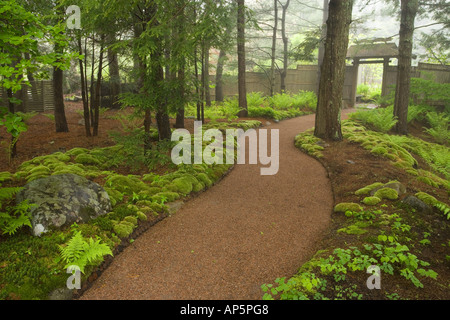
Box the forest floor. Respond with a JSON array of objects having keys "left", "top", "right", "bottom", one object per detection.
[{"left": 0, "top": 102, "right": 448, "bottom": 300}]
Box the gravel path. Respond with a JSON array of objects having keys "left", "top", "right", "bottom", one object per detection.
[{"left": 80, "top": 112, "right": 349, "bottom": 300}]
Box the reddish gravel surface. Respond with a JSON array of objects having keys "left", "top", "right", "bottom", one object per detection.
[{"left": 79, "top": 111, "right": 353, "bottom": 300}]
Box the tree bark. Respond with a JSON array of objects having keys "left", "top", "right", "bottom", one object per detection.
[
  {"left": 279, "top": 0, "right": 290, "bottom": 93},
  {"left": 237, "top": 0, "right": 248, "bottom": 117},
  {"left": 107, "top": 36, "right": 121, "bottom": 109},
  {"left": 92, "top": 37, "right": 105, "bottom": 137},
  {"left": 215, "top": 49, "right": 227, "bottom": 102},
  {"left": 53, "top": 66, "right": 69, "bottom": 132},
  {"left": 270, "top": 0, "right": 278, "bottom": 96},
  {"left": 204, "top": 43, "right": 211, "bottom": 107},
  {"left": 78, "top": 36, "right": 91, "bottom": 137},
  {"left": 314, "top": 0, "right": 353, "bottom": 141},
  {"left": 393, "top": 0, "right": 419, "bottom": 135},
  {"left": 317, "top": 0, "right": 329, "bottom": 93}
]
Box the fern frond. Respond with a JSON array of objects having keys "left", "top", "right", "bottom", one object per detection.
[
  {"left": 59, "top": 231, "right": 85, "bottom": 264},
  {"left": 0, "top": 187, "right": 23, "bottom": 204},
  {"left": 59, "top": 231, "right": 113, "bottom": 274}
]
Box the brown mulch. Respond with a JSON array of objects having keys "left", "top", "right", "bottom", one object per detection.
[{"left": 78, "top": 112, "right": 348, "bottom": 300}]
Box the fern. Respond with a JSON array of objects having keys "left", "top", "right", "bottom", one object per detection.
[
  {"left": 0, "top": 200, "right": 33, "bottom": 235},
  {"left": 59, "top": 231, "right": 113, "bottom": 274},
  {"left": 434, "top": 202, "right": 450, "bottom": 220},
  {"left": 0, "top": 187, "right": 23, "bottom": 209}
]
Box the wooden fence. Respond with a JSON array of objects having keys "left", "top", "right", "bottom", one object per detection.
[{"left": 0, "top": 81, "right": 54, "bottom": 113}]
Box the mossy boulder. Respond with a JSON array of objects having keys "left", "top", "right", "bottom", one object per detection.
[
  {"left": 334, "top": 202, "right": 363, "bottom": 213},
  {"left": 354, "top": 182, "right": 384, "bottom": 196},
  {"left": 373, "top": 187, "right": 398, "bottom": 200},
  {"left": 16, "top": 174, "right": 111, "bottom": 237},
  {"left": 113, "top": 221, "right": 134, "bottom": 238},
  {"left": 362, "top": 196, "right": 381, "bottom": 206},
  {"left": 414, "top": 192, "right": 438, "bottom": 206}
]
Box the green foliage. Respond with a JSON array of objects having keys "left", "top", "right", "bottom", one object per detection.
[
  {"left": 423, "top": 112, "right": 449, "bottom": 145},
  {"left": 349, "top": 106, "right": 398, "bottom": 133},
  {"left": 333, "top": 202, "right": 363, "bottom": 213},
  {"left": 0, "top": 109, "right": 28, "bottom": 162},
  {"left": 409, "top": 78, "right": 450, "bottom": 109},
  {"left": 294, "top": 129, "right": 325, "bottom": 158},
  {"left": 58, "top": 230, "right": 113, "bottom": 274}
]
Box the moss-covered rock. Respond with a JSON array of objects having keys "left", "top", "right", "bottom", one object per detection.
[
  {"left": 414, "top": 192, "right": 438, "bottom": 206},
  {"left": 168, "top": 177, "right": 194, "bottom": 195},
  {"left": 334, "top": 202, "right": 363, "bottom": 213},
  {"left": 354, "top": 182, "right": 384, "bottom": 195},
  {"left": 362, "top": 196, "right": 381, "bottom": 206},
  {"left": 373, "top": 187, "right": 398, "bottom": 200},
  {"left": 65, "top": 147, "right": 90, "bottom": 156},
  {"left": 135, "top": 211, "right": 148, "bottom": 221},
  {"left": 196, "top": 173, "right": 213, "bottom": 188},
  {"left": 152, "top": 191, "right": 180, "bottom": 203}
]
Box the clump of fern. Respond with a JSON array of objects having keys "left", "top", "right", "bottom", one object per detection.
[
  {"left": 58, "top": 230, "right": 113, "bottom": 274},
  {"left": 349, "top": 106, "right": 398, "bottom": 133},
  {"left": 0, "top": 187, "right": 34, "bottom": 236}
]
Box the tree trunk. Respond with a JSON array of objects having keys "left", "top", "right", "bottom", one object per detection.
[
  {"left": 92, "top": 38, "right": 105, "bottom": 137},
  {"left": 314, "top": 0, "right": 353, "bottom": 141},
  {"left": 204, "top": 44, "right": 211, "bottom": 107},
  {"left": 107, "top": 37, "right": 121, "bottom": 109},
  {"left": 237, "top": 0, "right": 248, "bottom": 117},
  {"left": 270, "top": 0, "right": 278, "bottom": 96},
  {"left": 317, "top": 0, "right": 329, "bottom": 93},
  {"left": 215, "top": 49, "right": 227, "bottom": 102},
  {"left": 280, "top": 0, "right": 290, "bottom": 93},
  {"left": 53, "top": 66, "right": 69, "bottom": 132},
  {"left": 78, "top": 36, "right": 91, "bottom": 137},
  {"left": 393, "top": 0, "right": 419, "bottom": 135}
]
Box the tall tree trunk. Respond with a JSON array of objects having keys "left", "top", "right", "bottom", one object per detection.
[
  {"left": 53, "top": 67, "right": 69, "bottom": 132},
  {"left": 314, "top": 0, "right": 353, "bottom": 141},
  {"left": 270, "top": 0, "right": 278, "bottom": 96},
  {"left": 237, "top": 0, "right": 248, "bottom": 117},
  {"left": 393, "top": 0, "right": 419, "bottom": 135},
  {"left": 78, "top": 36, "right": 91, "bottom": 137},
  {"left": 317, "top": 0, "right": 329, "bottom": 93},
  {"left": 204, "top": 44, "right": 211, "bottom": 107},
  {"left": 280, "top": 0, "right": 290, "bottom": 93},
  {"left": 6, "top": 88, "right": 17, "bottom": 159},
  {"left": 92, "top": 37, "right": 105, "bottom": 137},
  {"left": 107, "top": 34, "right": 121, "bottom": 109},
  {"left": 215, "top": 49, "right": 227, "bottom": 102}
]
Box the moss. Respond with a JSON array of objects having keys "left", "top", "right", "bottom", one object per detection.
[
  {"left": 362, "top": 196, "right": 381, "bottom": 206},
  {"left": 104, "top": 187, "right": 124, "bottom": 207},
  {"left": 148, "top": 202, "right": 167, "bottom": 214},
  {"left": 123, "top": 216, "right": 138, "bottom": 226},
  {"left": 66, "top": 147, "right": 90, "bottom": 156},
  {"left": 337, "top": 224, "right": 368, "bottom": 235},
  {"left": 354, "top": 182, "right": 383, "bottom": 196},
  {"left": 105, "top": 174, "right": 149, "bottom": 195},
  {"left": 113, "top": 222, "right": 133, "bottom": 238},
  {"left": 196, "top": 173, "right": 213, "bottom": 188},
  {"left": 168, "top": 177, "right": 193, "bottom": 195},
  {"left": 334, "top": 202, "right": 363, "bottom": 213},
  {"left": 415, "top": 192, "right": 438, "bottom": 206},
  {"left": 371, "top": 146, "right": 388, "bottom": 156},
  {"left": 152, "top": 192, "right": 180, "bottom": 203},
  {"left": 135, "top": 211, "right": 148, "bottom": 221},
  {"left": 417, "top": 176, "right": 439, "bottom": 188},
  {"left": 373, "top": 187, "right": 398, "bottom": 200},
  {"left": 74, "top": 153, "right": 101, "bottom": 166}
]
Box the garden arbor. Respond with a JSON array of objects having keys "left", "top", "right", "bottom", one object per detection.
[{"left": 346, "top": 41, "right": 406, "bottom": 106}]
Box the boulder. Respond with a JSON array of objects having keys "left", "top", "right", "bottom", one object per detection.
[
  {"left": 370, "top": 181, "right": 406, "bottom": 197},
  {"left": 402, "top": 195, "right": 433, "bottom": 215},
  {"left": 16, "top": 174, "right": 111, "bottom": 237}
]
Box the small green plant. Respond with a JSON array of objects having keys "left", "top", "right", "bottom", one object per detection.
[
  {"left": 0, "top": 109, "right": 28, "bottom": 163},
  {"left": 58, "top": 230, "right": 113, "bottom": 274}
]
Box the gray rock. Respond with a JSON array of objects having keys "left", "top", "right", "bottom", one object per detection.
[
  {"left": 16, "top": 174, "right": 111, "bottom": 236},
  {"left": 48, "top": 287, "right": 73, "bottom": 300},
  {"left": 402, "top": 195, "right": 433, "bottom": 214}
]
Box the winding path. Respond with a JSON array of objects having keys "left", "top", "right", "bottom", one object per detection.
[{"left": 80, "top": 111, "right": 351, "bottom": 300}]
